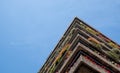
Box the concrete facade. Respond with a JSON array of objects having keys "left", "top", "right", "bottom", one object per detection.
[{"left": 38, "top": 17, "right": 120, "bottom": 73}]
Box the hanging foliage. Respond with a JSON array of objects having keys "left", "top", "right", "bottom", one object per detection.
[{"left": 107, "top": 48, "right": 120, "bottom": 62}]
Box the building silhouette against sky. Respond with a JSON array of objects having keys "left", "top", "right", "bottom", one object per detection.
[{"left": 38, "top": 17, "right": 120, "bottom": 73}]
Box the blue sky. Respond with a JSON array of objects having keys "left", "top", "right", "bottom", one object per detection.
[{"left": 0, "top": 0, "right": 120, "bottom": 73}]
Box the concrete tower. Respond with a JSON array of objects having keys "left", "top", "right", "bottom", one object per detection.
[{"left": 38, "top": 17, "right": 120, "bottom": 73}]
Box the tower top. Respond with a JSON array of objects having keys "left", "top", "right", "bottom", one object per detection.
[{"left": 39, "top": 17, "right": 120, "bottom": 73}]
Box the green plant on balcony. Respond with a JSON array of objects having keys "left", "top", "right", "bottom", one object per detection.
[
  {"left": 50, "top": 64, "right": 55, "bottom": 73},
  {"left": 49, "top": 45, "right": 70, "bottom": 73},
  {"left": 79, "top": 22, "right": 86, "bottom": 29},
  {"left": 108, "top": 42, "right": 119, "bottom": 48},
  {"left": 95, "top": 44, "right": 102, "bottom": 50},
  {"left": 69, "top": 28, "right": 75, "bottom": 36},
  {"left": 88, "top": 37, "right": 102, "bottom": 52},
  {"left": 86, "top": 27, "right": 99, "bottom": 35},
  {"left": 107, "top": 48, "right": 120, "bottom": 62}
]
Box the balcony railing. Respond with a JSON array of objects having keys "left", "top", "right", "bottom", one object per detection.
[{"left": 68, "top": 52, "right": 111, "bottom": 73}]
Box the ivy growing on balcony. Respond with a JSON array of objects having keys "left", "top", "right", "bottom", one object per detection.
[{"left": 107, "top": 48, "right": 120, "bottom": 62}]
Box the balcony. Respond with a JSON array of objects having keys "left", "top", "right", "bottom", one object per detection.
[{"left": 68, "top": 55, "right": 109, "bottom": 73}]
